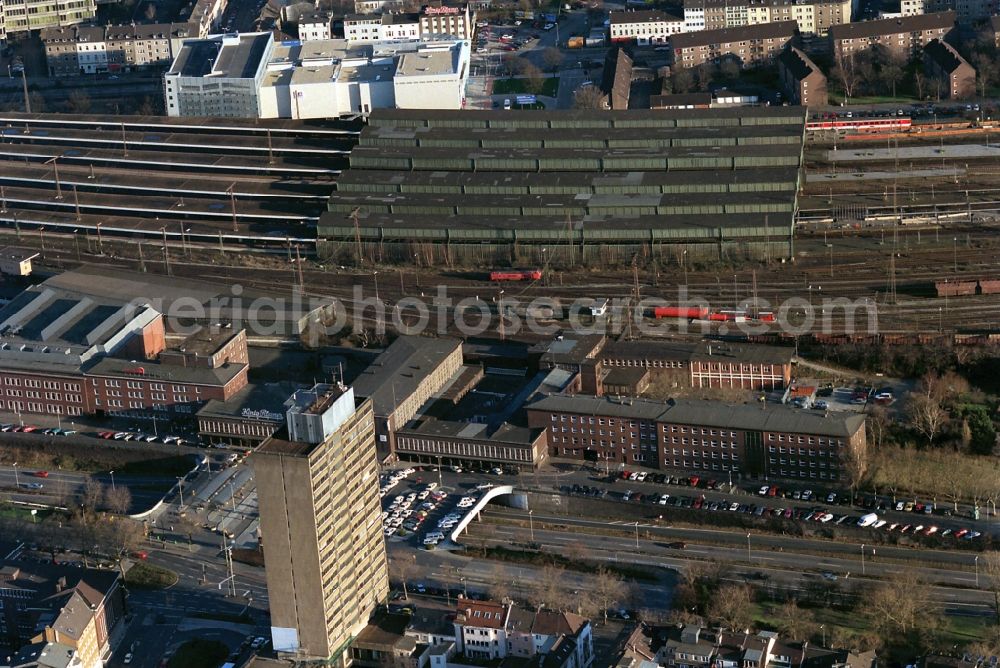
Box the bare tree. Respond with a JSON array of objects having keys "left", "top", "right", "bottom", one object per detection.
[
  {"left": 863, "top": 574, "right": 935, "bottom": 645},
  {"left": 521, "top": 62, "right": 546, "bottom": 95},
  {"left": 542, "top": 47, "right": 563, "bottom": 71},
  {"left": 907, "top": 392, "right": 947, "bottom": 445},
  {"left": 672, "top": 68, "right": 695, "bottom": 94},
  {"left": 980, "top": 551, "right": 1000, "bottom": 626},
  {"left": 844, "top": 430, "right": 868, "bottom": 506},
  {"left": 393, "top": 557, "right": 418, "bottom": 600},
  {"left": 485, "top": 563, "right": 509, "bottom": 603},
  {"left": 574, "top": 86, "right": 606, "bottom": 109},
  {"left": 706, "top": 583, "right": 753, "bottom": 632},
  {"left": 81, "top": 477, "right": 106, "bottom": 515},
  {"left": 105, "top": 486, "right": 132, "bottom": 516},
  {"left": 914, "top": 70, "right": 927, "bottom": 100},
  {"left": 66, "top": 90, "right": 91, "bottom": 114},
  {"left": 593, "top": 567, "right": 627, "bottom": 623},
  {"left": 832, "top": 50, "right": 860, "bottom": 100},
  {"left": 775, "top": 599, "right": 814, "bottom": 642}
]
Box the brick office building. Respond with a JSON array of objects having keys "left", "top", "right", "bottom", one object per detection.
[
  {"left": 0, "top": 284, "right": 248, "bottom": 419},
  {"left": 599, "top": 340, "right": 793, "bottom": 390},
  {"left": 526, "top": 395, "right": 866, "bottom": 481}
]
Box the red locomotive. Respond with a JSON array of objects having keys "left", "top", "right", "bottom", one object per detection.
[{"left": 490, "top": 270, "right": 543, "bottom": 281}]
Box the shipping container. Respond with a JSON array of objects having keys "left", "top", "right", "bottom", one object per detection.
[
  {"left": 935, "top": 280, "right": 977, "bottom": 297},
  {"left": 978, "top": 279, "right": 1000, "bottom": 294}
]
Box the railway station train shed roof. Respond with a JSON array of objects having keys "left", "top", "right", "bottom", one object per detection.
[{"left": 318, "top": 108, "right": 806, "bottom": 257}]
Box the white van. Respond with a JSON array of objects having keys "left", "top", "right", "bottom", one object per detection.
[{"left": 857, "top": 512, "right": 879, "bottom": 527}]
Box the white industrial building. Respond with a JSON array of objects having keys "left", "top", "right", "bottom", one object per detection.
[
  {"left": 165, "top": 32, "right": 470, "bottom": 118},
  {"left": 164, "top": 32, "right": 273, "bottom": 117}
]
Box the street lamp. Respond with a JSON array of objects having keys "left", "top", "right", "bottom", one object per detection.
[
  {"left": 528, "top": 509, "right": 534, "bottom": 542},
  {"left": 109, "top": 470, "right": 116, "bottom": 493},
  {"left": 975, "top": 554, "right": 980, "bottom": 587},
  {"left": 953, "top": 236, "right": 958, "bottom": 272},
  {"left": 373, "top": 270, "right": 380, "bottom": 302},
  {"left": 12, "top": 462, "right": 18, "bottom": 489},
  {"left": 634, "top": 521, "right": 639, "bottom": 549},
  {"left": 861, "top": 543, "right": 865, "bottom": 575},
  {"left": 746, "top": 532, "right": 751, "bottom": 563},
  {"left": 177, "top": 476, "right": 185, "bottom": 507}
]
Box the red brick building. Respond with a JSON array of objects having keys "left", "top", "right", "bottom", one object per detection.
[
  {"left": 828, "top": 11, "right": 955, "bottom": 61},
  {"left": 0, "top": 284, "right": 248, "bottom": 419},
  {"left": 526, "top": 395, "right": 866, "bottom": 481},
  {"left": 669, "top": 21, "right": 798, "bottom": 69}
]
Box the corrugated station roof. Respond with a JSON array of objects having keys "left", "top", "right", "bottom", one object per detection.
[
  {"left": 324, "top": 108, "right": 804, "bottom": 248},
  {"left": 827, "top": 10, "right": 954, "bottom": 40},
  {"left": 527, "top": 395, "right": 865, "bottom": 437},
  {"left": 334, "top": 167, "right": 801, "bottom": 192},
  {"left": 365, "top": 106, "right": 806, "bottom": 127},
  {"left": 320, "top": 210, "right": 796, "bottom": 235},
  {"left": 359, "top": 122, "right": 803, "bottom": 145},
  {"left": 346, "top": 143, "right": 801, "bottom": 162}
]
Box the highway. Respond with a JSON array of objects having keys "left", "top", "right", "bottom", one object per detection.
[{"left": 464, "top": 510, "right": 996, "bottom": 616}]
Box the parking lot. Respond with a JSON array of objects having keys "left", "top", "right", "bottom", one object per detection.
[
  {"left": 565, "top": 470, "right": 985, "bottom": 545},
  {"left": 380, "top": 468, "right": 494, "bottom": 549}
]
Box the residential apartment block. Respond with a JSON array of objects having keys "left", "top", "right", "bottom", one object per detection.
[
  {"left": 669, "top": 20, "right": 798, "bottom": 69},
  {"left": 827, "top": 10, "right": 956, "bottom": 60},
  {"left": 0, "top": 0, "right": 96, "bottom": 45},
  {"left": 923, "top": 37, "right": 975, "bottom": 98},
  {"left": 299, "top": 10, "right": 332, "bottom": 40},
  {"left": 0, "top": 560, "right": 126, "bottom": 668},
  {"left": 921, "top": 0, "right": 995, "bottom": 23},
  {"left": 682, "top": 0, "right": 850, "bottom": 36},
  {"left": 777, "top": 45, "right": 828, "bottom": 106},
  {"left": 251, "top": 383, "right": 389, "bottom": 661},
  {"left": 344, "top": 5, "right": 473, "bottom": 42},
  {"left": 525, "top": 394, "right": 866, "bottom": 481},
  {"left": 42, "top": 22, "right": 197, "bottom": 76},
  {"left": 609, "top": 9, "right": 684, "bottom": 43}
]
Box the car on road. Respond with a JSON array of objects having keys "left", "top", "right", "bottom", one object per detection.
[
  {"left": 22, "top": 482, "right": 43, "bottom": 490},
  {"left": 758, "top": 485, "right": 769, "bottom": 496},
  {"left": 251, "top": 637, "right": 267, "bottom": 649},
  {"left": 34, "top": 471, "right": 49, "bottom": 478},
  {"left": 821, "top": 571, "right": 838, "bottom": 581},
  {"left": 826, "top": 492, "right": 837, "bottom": 504},
  {"left": 123, "top": 653, "right": 133, "bottom": 665}
]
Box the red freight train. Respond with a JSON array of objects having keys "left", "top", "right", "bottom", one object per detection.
[
  {"left": 652, "top": 306, "right": 710, "bottom": 319},
  {"left": 490, "top": 270, "right": 543, "bottom": 281}
]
